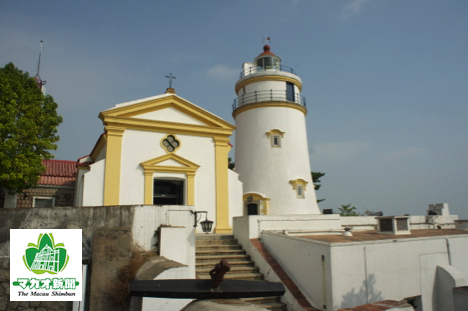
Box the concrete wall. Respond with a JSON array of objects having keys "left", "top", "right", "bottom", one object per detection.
[
  {"left": 0, "top": 257, "right": 71, "bottom": 311},
  {"left": 2, "top": 186, "right": 75, "bottom": 208},
  {"left": 453, "top": 286, "right": 468, "bottom": 311},
  {"left": 260, "top": 232, "right": 333, "bottom": 309},
  {"left": 0, "top": 205, "right": 197, "bottom": 311},
  {"left": 228, "top": 170, "right": 243, "bottom": 227},
  {"left": 260, "top": 231, "right": 468, "bottom": 310},
  {"left": 340, "top": 214, "right": 458, "bottom": 231},
  {"left": 233, "top": 214, "right": 342, "bottom": 247}
]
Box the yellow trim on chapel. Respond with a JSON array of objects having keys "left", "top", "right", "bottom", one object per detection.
[
  {"left": 140, "top": 153, "right": 200, "bottom": 206},
  {"left": 98, "top": 93, "right": 235, "bottom": 231},
  {"left": 235, "top": 75, "right": 302, "bottom": 94},
  {"left": 233, "top": 101, "right": 307, "bottom": 119},
  {"left": 103, "top": 126, "right": 125, "bottom": 206},
  {"left": 160, "top": 133, "right": 182, "bottom": 153},
  {"left": 214, "top": 137, "right": 232, "bottom": 233},
  {"left": 99, "top": 94, "right": 236, "bottom": 136},
  {"left": 90, "top": 134, "right": 107, "bottom": 162}
]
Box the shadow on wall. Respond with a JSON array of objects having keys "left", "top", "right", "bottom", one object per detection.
[{"left": 340, "top": 273, "right": 383, "bottom": 309}]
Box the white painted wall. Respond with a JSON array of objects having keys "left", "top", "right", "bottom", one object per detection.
[
  {"left": 260, "top": 231, "right": 468, "bottom": 310},
  {"left": 160, "top": 226, "right": 196, "bottom": 278},
  {"left": 232, "top": 215, "right": 342, "bottom": 249},
  {"left": 131, "top": 107, "right": 205, "bottom": 125},
  {"left": 234, "top": 106, "right": 320, "bottom": 215},
  {"left": 228, "top": 170, "right": 243, "bottom": 227},
  {"left": 119, "top": 130, "right": 218, "bottom": 229},
  {"left": 340, "top": 214, "right": 458, "bottom": 230},
  {"left": 140, "top": 265, "right": 192, "bottom": 311},
  {"left": 74, "top": 170, "right": 85, "bottom": 207},
  {"left": 82, "top": 159, "right": 105, "bottom": 207}
]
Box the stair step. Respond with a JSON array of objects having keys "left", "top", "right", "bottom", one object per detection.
[
  {"left": 195, "top": 234, "right": 234, "bottom": 240},
  {"left": 196, "top": 254, "right": 250, "bottom": 263},
  {"left": 196, "top": 249, "right": 246, "bottom": 256},
  {"left": 196, "top": 244, "right": 243, "bottom": 251},
  {"left": 195, "top": 234, "right": 287, "bottom": 311},
  {"left": 196, "top": 239, "right": 239, "bottom": 245},
  {"left": 196, "top": 260, "right": 255, "bottom": 269},
  {"left": 197, "top": 272, "right": 264, "bottom": 280},
  {"left": 196, "top": 266, "right": 259, "bottom": 275}
]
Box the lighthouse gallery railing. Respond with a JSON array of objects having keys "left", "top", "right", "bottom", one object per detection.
[{"left": 232, "top": 90, "right": 306, "bottom": 111}]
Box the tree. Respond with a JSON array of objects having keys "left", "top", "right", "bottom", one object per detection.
[
  {"left": 338, "top": 204, "right": 361, "bottom": 216},
  {"left": 311, "top": 171, "right": 325, "bottom": 203},
  {"left": 228, "top": 157, "right": 235, "bottom": 170},
  {"left": 0, "top": 63, "right": 62, "bottom": 194}
]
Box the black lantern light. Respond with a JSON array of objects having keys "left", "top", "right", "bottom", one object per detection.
[{"left": 191, "top": 211, "right": 213, "bottom": 233}]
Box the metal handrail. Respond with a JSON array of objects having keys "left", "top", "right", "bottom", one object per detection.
[
  {"left": 239, "top": 65, "right": 296, "bottom": 78},
  {"left": 232, "top": 90, "right": 306, "bottom": 111}
]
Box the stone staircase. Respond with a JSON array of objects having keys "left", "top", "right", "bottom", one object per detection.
[{"left": 196, "top": 234, "right": 287, "bottom": 311}]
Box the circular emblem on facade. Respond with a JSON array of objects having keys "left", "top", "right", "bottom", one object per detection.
[{"left": 161, "top": 134, "right": 181, "bottom": 153}]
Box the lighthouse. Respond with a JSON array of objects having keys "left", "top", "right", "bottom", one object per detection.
[{"left": 233, "top": 45, "right": 321, "bottom": 216}]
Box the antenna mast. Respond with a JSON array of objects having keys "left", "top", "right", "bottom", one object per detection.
[{"left": 35, "top": 40, "right": 47, "bottom": 92}]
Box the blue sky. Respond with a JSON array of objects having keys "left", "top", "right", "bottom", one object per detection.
[{"left": 1, "top": 0, "right": 467, "bottom": 219}]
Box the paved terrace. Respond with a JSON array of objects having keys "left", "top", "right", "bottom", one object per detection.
[{"left": 297, "top": 229, "right": 468, "bottom": 243}]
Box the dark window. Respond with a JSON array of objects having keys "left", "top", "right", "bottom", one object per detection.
[
  {"left": 34, "top": 198, "right": 55, "bottom": 207},
  {"left": 247, "top": 204, "right": 258, "bottom": 215},
  {"left": 162, "top": 135, "right": 180, "bottom": 152},
  {"left": 273, "top": 136, "right": 279, "bottom": 146},
  {"left": 286, "top": 82, "right": 295, "bottom": 102},
  {"left": 153, "top": 180, "right": 184, "bottom": 205}
]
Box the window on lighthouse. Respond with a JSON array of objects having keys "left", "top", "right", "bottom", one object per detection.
[
  {"left": 297, "top": 186, "right": 305, "bottom": 199},
  {"left": 271, "top": 135, "right": 281, "bottom": 147},
  {"left": 257, "top": 56, "right": 280, "bottom": 70}
]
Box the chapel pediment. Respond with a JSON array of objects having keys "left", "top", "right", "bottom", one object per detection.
[
  {"left": 99, "top": 93, "right": 236, "bottom": 136},
  {"left": 140, "top": 153, "right": 200, "bottom": 173}
]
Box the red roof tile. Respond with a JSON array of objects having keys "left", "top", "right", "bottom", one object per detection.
[{"left": 39, "top": 159, "right": 77, "bottom": 186}]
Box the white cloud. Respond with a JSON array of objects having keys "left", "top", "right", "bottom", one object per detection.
[
  {"left": 310, "top": 141, "right": 371, "bottom": 163},
  {"left": 382, "top": 147, "right": 424, "bottom": 161},
  {"left": 206, "top": 64, "right": 239, "bottom": 80},
  {"left": 342, "top": 0, "right": 373, "bottom": 19}
]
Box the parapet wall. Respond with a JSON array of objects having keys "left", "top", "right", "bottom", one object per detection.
[{"left": 0, "top": 205, "right": 135, "bottom": 258}]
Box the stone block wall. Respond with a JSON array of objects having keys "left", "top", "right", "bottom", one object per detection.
[
  {"left": 15, "top": 187, "right": 75, "bottom": 208},
  {"left": 0, "top": 257, "right": 72, "bottom": 311},
  {"left": 0, "top": 189, "right": 4, "bottom": 209}
]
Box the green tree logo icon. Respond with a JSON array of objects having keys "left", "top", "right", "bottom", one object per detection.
[{"left": 23, "top": 233, "right": 69, "bottom": 274}]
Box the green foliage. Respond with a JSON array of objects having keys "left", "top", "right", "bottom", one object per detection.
[
  {"left": 311, "top": 171, "right": 325, "bottom": 203},
  {"left": 228, "top": 157, "right": 235, "bottom": 170},
  {"left": 338, "top": 204, "right": 361, "bottom": 216},
  {"left": 0, "top": 63, "right": 62, "bottom": 194}
]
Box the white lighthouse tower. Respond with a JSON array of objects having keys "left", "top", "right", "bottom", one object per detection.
[{"left": 233, "top": 45, "right": 321, "bottom": 216}]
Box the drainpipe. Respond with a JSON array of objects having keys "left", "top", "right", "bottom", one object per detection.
[{"left": 445, "top": 238, "right": 452, "bottom": 265}]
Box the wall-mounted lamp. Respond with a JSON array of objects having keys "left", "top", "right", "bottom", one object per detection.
[
  {"left": 191, "top": 211, "right": 213, "bottom": 233},
  {"left": 247, "top": 196, "right": 253, "bottom": 203}
]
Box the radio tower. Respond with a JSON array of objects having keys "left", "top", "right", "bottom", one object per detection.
[{"left": 35, "top": 40, "right": 47, "bottom": 94}]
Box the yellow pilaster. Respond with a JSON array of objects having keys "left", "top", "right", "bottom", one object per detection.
[
  {"left": 186, "top": 172, "right": 196, "bottom": 206},
  {"left": 103, "top": 126, "right": 125, "bottom": 206},
  {"left": 144, "top": 171, "right": 153, "bottom": 204},
  {"left": 214, "top": 137, "right": 232, "bottom": 233}
]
